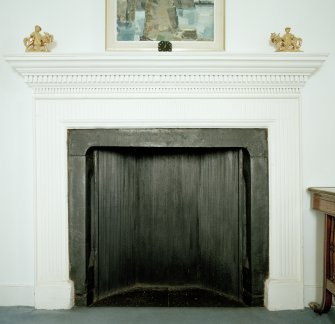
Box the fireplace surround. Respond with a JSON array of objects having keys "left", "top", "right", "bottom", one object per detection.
[{"left": 6, "top": 52, "right": 326, "bottom": 310}]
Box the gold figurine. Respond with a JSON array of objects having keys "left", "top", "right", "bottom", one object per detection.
[
  {"left": 24, "top": 25, "right": 54, "bottom": 52},
  {"left": 270, "top": 27, "right": 302, "bottom": 52}
]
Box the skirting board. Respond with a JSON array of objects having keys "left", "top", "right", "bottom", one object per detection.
[
  {"left": 265, "top": 279, "right": 304, "bottom": 310},
  {"left": 34, "top": 281, "right": 74, "bottom": 310},
  {"left": 0, "top": 282, "right": 326, "bottom": 309},
  {"left": 304, "top": 284, "right": 323, "bottom": 307},
  {"left": 0, "top": 285, "right": 34, "bottom": 306}
]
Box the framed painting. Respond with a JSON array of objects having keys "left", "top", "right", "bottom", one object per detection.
[{"left": 106, "top": 0, "right": 225, "bottom": 51}]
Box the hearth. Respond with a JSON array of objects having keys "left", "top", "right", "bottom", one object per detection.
[{"left": 68, "top": 128, "right": 268, "bottom": 307}]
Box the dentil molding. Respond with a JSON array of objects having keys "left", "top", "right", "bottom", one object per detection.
[{"left": 5, "top": 53, "right": 327, "bottom": 96}]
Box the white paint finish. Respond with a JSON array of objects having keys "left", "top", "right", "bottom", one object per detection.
[
  {"left": 32, "top": 96, "right": 299, "bottom": 309},
  {"left": 5, "top": 53, "right": 326, "bottom": 99},
  {"left": 5, "top": 53, "right": 324, "bottom": 87},
  {"left": 301, "top": 51, "right": 335, "bottom": 306},
  {"left": 264, "top": 280, "right": 304, "bottom": 311},
  {"left": 304, "top": 285, "right": 323, "bottom": 307},
  {"left": 35, "top": 281, "right": 74, "bottom": 310},
  {"left": 0, "top": 285, "right": 34, "bottom": 307},
  {"left": 0, "top": 62, "right": 34, "bottom": 287},
  {"left": 227, "top": 0, "right": 334, "bottom": 53},
  {"left": 3, "top": 54, "right": 326, "bottom": 310},
  {"left": 0, "top": 0, "right": 335, "bottom": 309},
  {"left": 0, "top": 0, "right": 104, "bottom": 54}
]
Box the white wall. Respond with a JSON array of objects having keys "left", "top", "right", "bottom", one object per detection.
[{"left": 0, "top": 0, "right": 334, "bottom": 307}]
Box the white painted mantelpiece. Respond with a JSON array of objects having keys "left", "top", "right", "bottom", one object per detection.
[{"left": 6, "top": 52, "right": 327, "bottom": 310}]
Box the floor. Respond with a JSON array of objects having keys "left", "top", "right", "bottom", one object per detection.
[{"left": 0, "top": 307, "right": 334, "bottom": 324}]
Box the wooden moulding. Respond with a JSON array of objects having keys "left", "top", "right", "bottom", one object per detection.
[{"left": 309, "top": 188, "right": 335, "bottom": 216}]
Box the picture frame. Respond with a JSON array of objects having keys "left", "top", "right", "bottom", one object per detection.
[{"left": 106, "top": 0, "right": 225, "bottom": 51}]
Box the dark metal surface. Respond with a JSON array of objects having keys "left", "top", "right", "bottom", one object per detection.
[
  {"left": 68, "top": 129, "right": 267, "bottom": 158},
  {"left": 92, "top": 286, "right": 246, "bottom": 307},
  {"left": 67, "top": 128, "right": 269, "bottom": 307},
  {"left": 93, "top": 148, "right": 240, "bottom": 303}
]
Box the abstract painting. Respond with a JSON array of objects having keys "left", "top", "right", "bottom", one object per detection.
[{"left": 106, "top": 0, "right": 224, "bottom": 50}]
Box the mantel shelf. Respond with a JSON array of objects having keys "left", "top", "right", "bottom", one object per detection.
[
  {"left": 5, "top": 52, "right": 328, "bottom": 71},
  {"left": 5, "top": 52, "right": 328, "bottom": 96}
]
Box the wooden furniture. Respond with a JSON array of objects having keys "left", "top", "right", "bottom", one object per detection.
[{"left": 308, "top": 187, "right": 335, "bottom": 314}]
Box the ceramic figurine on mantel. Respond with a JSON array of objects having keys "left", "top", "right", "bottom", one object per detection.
[
  {"left": 23, "top": 25, "right": 54, "bottom": 52},
  {"left": 270, "top": 27, "right": 303, "bottom": 52}
]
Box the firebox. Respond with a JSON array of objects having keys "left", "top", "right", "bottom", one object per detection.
[{"left": 68, "top": 128, "right": 268, "bottom": 307}]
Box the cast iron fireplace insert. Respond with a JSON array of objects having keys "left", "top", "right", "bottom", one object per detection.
[{"left": 68, "top": 128, "right": 268, "bottom": 307}]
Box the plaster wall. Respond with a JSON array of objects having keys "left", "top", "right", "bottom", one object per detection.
[{"left": 0, "top": 0, "right": 334, "bottom": 306}]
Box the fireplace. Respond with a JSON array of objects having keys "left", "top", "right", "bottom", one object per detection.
[
  {"left": 6, "top": 52, "right": 326, "bottom": 309},
  {"left": 68, "top": 128, "right": 268, "bottom": 306}
]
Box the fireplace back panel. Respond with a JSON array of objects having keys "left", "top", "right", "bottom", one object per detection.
[
  {"left": 68, "top": 129, "right": 269, "bottom": 307},
  {"left": 91, "top": 148, "right": 242, "bottom": 303}
]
